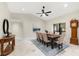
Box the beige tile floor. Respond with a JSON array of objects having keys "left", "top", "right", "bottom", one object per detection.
[
  {"left": 9, "top": 39, "right": 79, "bottom": 56},
  {"left": 57, "top": 44, "right": 79, "bottom": 56},
  {"left": 9, "top": 40, "right": 45, "bottom": 56}
]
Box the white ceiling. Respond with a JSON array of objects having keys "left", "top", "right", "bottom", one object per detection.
[{"left": 7, "top": 2, "right": 79, "bottom": 20}]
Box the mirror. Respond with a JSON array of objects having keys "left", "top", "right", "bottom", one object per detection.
[{"left": 3, "top": 19, "right": 9, "bottom": 36}]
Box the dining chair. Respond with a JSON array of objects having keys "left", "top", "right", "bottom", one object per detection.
[
  {"left": 36, "top": 32, "right": 40, "bottom": 41},
  {"left": 39, "top": 33, "right": 43, "bottom": 43},
  {"left": 54, "top": 32, "right": 65, "bottom": 49},
  {"left": 42, "top": 33, "right": 51, "bottom": 47}
]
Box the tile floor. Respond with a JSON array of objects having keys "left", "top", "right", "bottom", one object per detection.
[
  {"left": 9, "top": 39, "right": 79, "bottom": 56},
  {"left": 9, "top": 39, "right": 45, "bottom": 56},
  {"left": 57, "top": 44, "right": 79, "bottom": 56}
]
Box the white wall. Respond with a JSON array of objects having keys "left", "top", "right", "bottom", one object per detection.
[
  {"left": 10, "top": 10, "right": 79, "bottom": 42},
  {"left": 1, "top": 2, "right": 79, "bottom": 43},
  {"left": 10, "top": 20, "right": 24, "bottom": 40},
  {"left": 45, "top": 10, "right": 79, "bottom": 44},
  {"left": 0, "top": 2, "right": 10, "bottom": 36},
  {"left": 10, "top": 13, "right": 46, "bottom": 40}
]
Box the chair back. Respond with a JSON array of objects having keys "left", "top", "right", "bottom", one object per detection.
[
  {"left": 36, "top": 32, "right": 39, "bottom": 39},
  {"left": 58, "top": 32, "right": 65, "bottom": 43},
  {"left": 39, "top": 33, "right": 43, "bottom": 40},
  {"left": 42, "top": 33, "right": 49, "bottom": 42},
  {"left": 60, "top": 32, "right": 65, "bottom": 39}
]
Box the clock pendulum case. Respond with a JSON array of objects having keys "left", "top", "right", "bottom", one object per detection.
[{"left": 70, "top": 20, "right": 78, "bottom": 45}]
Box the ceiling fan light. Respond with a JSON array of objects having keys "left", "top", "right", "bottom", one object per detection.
[{"left": 43, "top": 14, "right": 46, "bottom": 17}]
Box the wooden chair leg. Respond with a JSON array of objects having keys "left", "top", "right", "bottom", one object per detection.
[
  {"left": 42, "top": 40, "right": 44, "bottom": 44},
  {"left": 58, "top": 44, "right": 63, "bottom": 49},
  {"left": 46, "top": 43, "right": 50, "bottom": 47},
  {"left": 40, "top": 40, "right": 42, "bottom": 43},
  {"left": 41, "top": 40, "right": 43, "bottom": 43},
  {"left": 60, "top": 44, "right": 63, "bottom": 48},
  {"left": 47, "top": 43, "right": 49, "bottom": 47},
  {"left": 37, "top": 38, "right": 39, "bottom": 42},
  {"left": 44, "top": 42, "right": 46, "bottom": 45},
  {"left": 39, "top": 39, "right": 41, "bottom": 42},
  {"left": 58, "top": 45, "right": 60, "bottom": 49}
]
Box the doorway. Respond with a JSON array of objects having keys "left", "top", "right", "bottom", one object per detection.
[{"left": 11, "top": 21, "right": 24, "bottom": 40}]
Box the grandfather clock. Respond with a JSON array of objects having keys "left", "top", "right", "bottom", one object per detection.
[{"left": 70, "top": 19, "right": 78, "bottom": 45}]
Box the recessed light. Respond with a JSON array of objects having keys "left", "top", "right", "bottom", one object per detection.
[
  {"left": 22, "top": 8, "right": 25, "bottom": 11},
  {"left": 64, "top": 4, "right": 68, "bottom": 8}
]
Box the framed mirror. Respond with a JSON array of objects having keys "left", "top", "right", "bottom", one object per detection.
[{"left": 3, "top": 19, "right": 9, "bottom": 36}]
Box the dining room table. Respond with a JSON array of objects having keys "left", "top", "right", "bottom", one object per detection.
[{"left": 47, "top": 34, "right": 60, "bottom": 49}]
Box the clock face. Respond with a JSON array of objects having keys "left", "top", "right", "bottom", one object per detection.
[{"left": 71, "top": 22, "right": 76, "bottom": 27}]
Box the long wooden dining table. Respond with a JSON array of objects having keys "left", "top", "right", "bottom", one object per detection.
[{"left": 47, "top": 34, "right": 60, "bottom": 49}]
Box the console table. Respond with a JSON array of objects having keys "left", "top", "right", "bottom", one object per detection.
[{"left": 0, "top": 35, "right": 15, "bottom": 56}]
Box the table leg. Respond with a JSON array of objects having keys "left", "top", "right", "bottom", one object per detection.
[
  {"left": 51, "top": 41, "right": 54, "bottom": 49},
  {"left": 1, "top": 43, "right": 4, "bottom": 56}
]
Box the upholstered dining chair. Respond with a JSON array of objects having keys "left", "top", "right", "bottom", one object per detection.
[
  {"left": 36, "top": 32, "right": 40, "bottom": 41},
  {"left": 55, "top": 32, "right": 65, "bottom": 49},
  {"left": 39, "top": 33, "right": 43, "bottom": 43},
  {"left": 42, "top": 33, "right": 51, "bottom": 47}
]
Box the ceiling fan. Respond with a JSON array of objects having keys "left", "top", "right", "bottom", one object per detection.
[{"left": 36, "top": 6, "right": 52, "bottom": 17}]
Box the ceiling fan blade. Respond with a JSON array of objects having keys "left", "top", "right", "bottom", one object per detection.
[
  {"left": 46, "top": 11, "right": 52, "bottom": 13},
  {"left": 45, "top": 13, "right": 48, "bottom": 16},
  {"left": 36, "top": 13, "right": 42, "bottom": 14}
]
